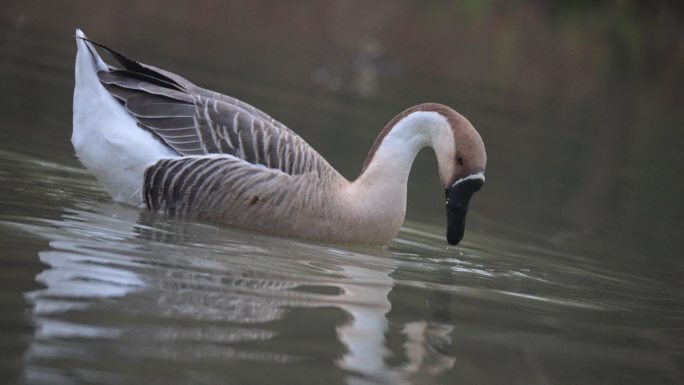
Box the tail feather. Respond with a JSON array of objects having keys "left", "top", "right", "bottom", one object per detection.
[
  {"left": 72, "top": 28, "right": 178, "bottom": 205},
  {"left": 76, "top": 34, "right": 184, "bottom": 91},
  {"left": 75, "top": 29, "right": 108, "bottom": 72}
]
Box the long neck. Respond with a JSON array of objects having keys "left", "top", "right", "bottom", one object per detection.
[
  {"left": 356, "top": 116, "right": 432, "bottom": 192},
  {"left": 343, "top": 111, "right": 451, "bottom": 239}
]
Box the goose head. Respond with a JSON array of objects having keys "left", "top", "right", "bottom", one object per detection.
[
  {"left": 428, "top": 104, "right": 487, "bottom": 245},
  {"left": 361, "top": 103, "right": 486, "bottom": 246}
]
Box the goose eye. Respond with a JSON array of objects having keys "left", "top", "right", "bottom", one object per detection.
[{"left": 456, "top": 156, "right": 464, "bottom": 166}]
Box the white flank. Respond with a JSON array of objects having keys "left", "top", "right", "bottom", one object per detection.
[{"left": 72, "top": 29, "right": 177, "bottom": 205}]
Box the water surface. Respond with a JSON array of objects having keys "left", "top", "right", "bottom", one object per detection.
[{"left": 1, "top": 1, "right": 683, "bottom": 384}]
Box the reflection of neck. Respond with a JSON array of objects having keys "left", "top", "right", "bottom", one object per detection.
[
  {"left": 335, "top": 265, "right": 394, "bottom": 379},
  {"left": 334, "top": 260, "right": 457, "bottom": 385}
]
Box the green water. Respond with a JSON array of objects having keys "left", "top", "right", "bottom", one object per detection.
[{"left": 1, "top": 1, "right": 682, "bottom": 384}]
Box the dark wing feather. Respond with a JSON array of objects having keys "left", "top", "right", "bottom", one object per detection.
[
  {"left": 78, "top": 37, "right": 185, "bottom": 90},
  {"left": 88, "top": 39, "right": 331, "bottom": 175},
  {"left": 144, "top": 155, "right": 292, "bottom": 218}
]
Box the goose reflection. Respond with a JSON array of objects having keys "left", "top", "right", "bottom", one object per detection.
[
  {"left": 26, "top": 202, "right": 456, "bottom": 384},
  {"left": 332, "top": 262, "right": 456, "bottom": 385}
]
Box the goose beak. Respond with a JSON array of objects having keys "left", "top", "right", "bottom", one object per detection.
[{"left": 445, "top": 173, "right": 484, "bottom": 245}]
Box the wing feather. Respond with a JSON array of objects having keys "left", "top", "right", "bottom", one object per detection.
[
  {"left": 90, "top": 44, "right": 333, "bottom": 176},
  {"left": 144, "top": 155, "right": 299, "bottom": 220}
]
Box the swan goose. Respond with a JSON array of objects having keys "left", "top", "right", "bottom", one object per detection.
[{"left": 72, "top": 29, "right": 487, "bottom": 246}]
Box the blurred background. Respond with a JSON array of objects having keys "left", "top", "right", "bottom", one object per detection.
[{"left": 1, "top": 1, "right": 683, "bottom": 384}]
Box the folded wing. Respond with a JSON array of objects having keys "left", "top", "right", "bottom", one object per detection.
[
  {"left": 143, "top": 155, "right": 333, "bottom": 231},
  {"left": 85, "top": 38, "right": 331, "bottom": 176}
]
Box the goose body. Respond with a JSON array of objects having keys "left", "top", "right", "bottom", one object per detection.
[{"left": 72, "top": 30, "right": 487, "bottom": 245}]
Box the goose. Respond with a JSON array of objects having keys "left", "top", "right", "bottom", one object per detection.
[{"left": 72, "top": 29, "right": 486, "bottom": 246}]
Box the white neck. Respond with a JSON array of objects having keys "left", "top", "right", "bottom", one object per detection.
[{"left": 344, "top": 111, "right": 453, "bottom": 236}]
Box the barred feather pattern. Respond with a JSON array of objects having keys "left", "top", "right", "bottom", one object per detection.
[
  {"left": 85, "top": 44, "right": 362, "bottom": 240},
  {"left": 143, "top": 155, "right": 348, "bottom": 241},
  {"left": 98, "top": 71, "right": 332, "bottom": 176},
  {"left": 75, "top": 34, "right": 486, "bottom": 245}
]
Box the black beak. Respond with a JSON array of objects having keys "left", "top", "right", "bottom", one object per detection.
[{"left": 445, "top": 174, "right": 484, "bottom": 245}]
